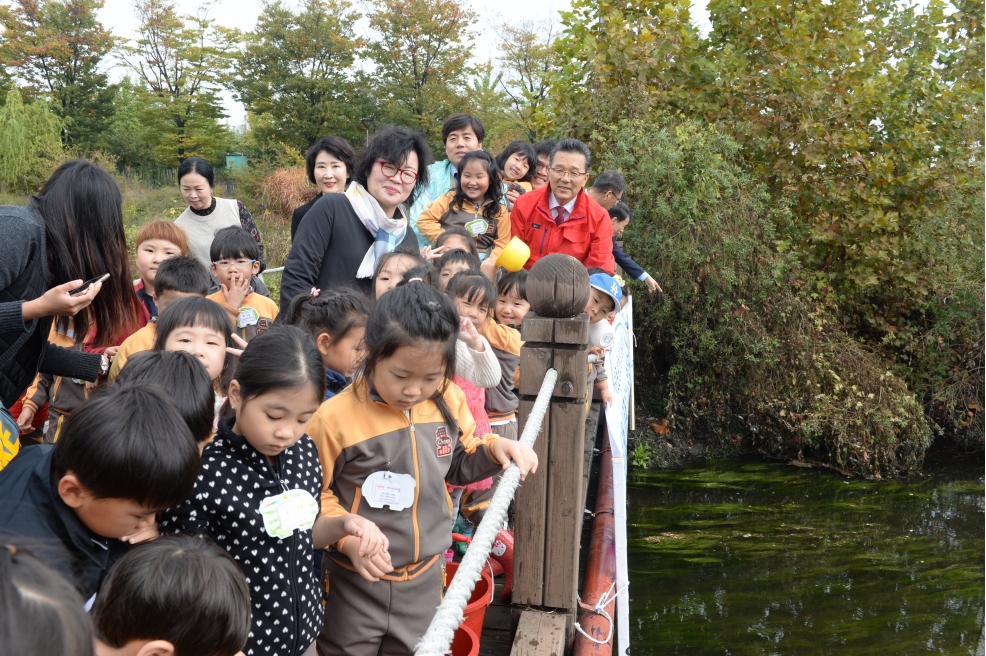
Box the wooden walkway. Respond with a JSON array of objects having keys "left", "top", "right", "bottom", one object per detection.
[{"left": 477, "top": 402, "right": 605, "bottom": 656}]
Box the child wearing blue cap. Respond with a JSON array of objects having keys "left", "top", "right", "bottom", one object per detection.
[{"left": 585, "top": 272, "right": 623, "bottom": 406}]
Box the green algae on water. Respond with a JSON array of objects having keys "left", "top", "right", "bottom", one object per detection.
[{"left": 627, "top": 451, "right": 985, "bottom": 654}]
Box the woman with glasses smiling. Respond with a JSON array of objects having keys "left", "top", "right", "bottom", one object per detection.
[{"left": 279, "top": 126, "right": 433, "bottom": 308}]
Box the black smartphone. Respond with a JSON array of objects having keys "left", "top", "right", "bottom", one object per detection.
[
  {"left": 69, "top": 273, "right": 110, "bottom": 296},
  {"left": 509, "top": 182, "right": 527, "bottom": 195}
]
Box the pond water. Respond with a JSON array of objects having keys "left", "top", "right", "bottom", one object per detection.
[{"left": 627, "top": 448, "right": 984, "bottom": 654}]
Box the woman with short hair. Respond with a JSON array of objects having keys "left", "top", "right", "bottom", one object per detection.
[
  {"left": 291, "top": 136, "right": 357, "bottom": 241},
  {"left": 279, "top": 126, "right": 433, "bottom": 306}
]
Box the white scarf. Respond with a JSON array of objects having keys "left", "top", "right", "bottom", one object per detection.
[{"left": 345, "top": 181, "right": 409, "bottom": 278}]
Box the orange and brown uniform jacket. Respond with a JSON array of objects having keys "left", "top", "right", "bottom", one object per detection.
[
  {"left": 415, "top": 191, "right": 512, "bottom": 261},
  {"left": 307, "top": 379, "right": 503, "bottom": 576},
  {"left": 206, "top": 290, "right": 278, "bottom": 343}
]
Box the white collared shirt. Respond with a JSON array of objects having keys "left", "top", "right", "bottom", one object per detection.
[{"left": 548, "top": 191, "right": 578, "bottom": 223}]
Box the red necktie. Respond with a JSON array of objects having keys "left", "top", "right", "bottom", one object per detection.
[{"left": 554, "top": 207, "right": 568, "bottom": 223}]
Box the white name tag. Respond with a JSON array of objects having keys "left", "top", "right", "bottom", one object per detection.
[
  {"left": 362, "top": 471, "right": 416, "bottom": 511},
  {"left": 259, "top": 489, "right": 318, "bottom": 538},
  {"left": 238, "top": 306, "right": 260, "bottom": 328}
]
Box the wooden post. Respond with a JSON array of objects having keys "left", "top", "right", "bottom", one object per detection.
[{"left": 513, "top": 254, "right": 591, "bottom": 636}]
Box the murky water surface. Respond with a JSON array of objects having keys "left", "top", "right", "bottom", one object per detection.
[{"left": 628, "top": 449, "right": 984, "bottom": 654}]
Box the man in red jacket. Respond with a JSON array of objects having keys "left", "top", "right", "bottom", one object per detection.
[{"left": 509, "top": 139, "right": 615, "bottom": 274}]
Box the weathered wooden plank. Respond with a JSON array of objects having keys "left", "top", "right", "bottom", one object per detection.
[
  {"left": 509, "top": 610, "right": 568, "bottom": 656},
  {"left": 553, "top": 313, "right": 590, "bottom": 345},
  {"left": 512, "top": 398, "right": 549, "bottom": 606},
  {"left": 551, "top": 346, "right": 589, "bottom": 401},
  {"left": 582, "top": 404, "right": 601, "bottom": 512},
  {"left": 543, "top": 400, "right": 588, "bottom": 610},
  {"left": 519, "top": 313, "right": 555, "bottom": 343},
  {"left": 519, "top": 346, "right": 553, "bottom": 397}
]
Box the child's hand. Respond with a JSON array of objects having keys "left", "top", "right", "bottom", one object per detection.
[
  {"left": 226, "top": 333, "right": 248, "bottom": 357},
  {"left": 222, "top": 272, "right": 251, "bottom": 310},
  {"left": 505, "top": 187, "right": 521, "bottom": 207},
  {"left": 342, "top": 514, "right": 389, "bottom": 559},
  {"left": 16, "top": 407, "right": 35, "bottom": 433},
  {"left": 588, "top": 346, "right": 606, "bottom": 359},
  {"left": 458, "top": 317, "right": 485, "bottom": 352},
  {"left": 340, "top": 537, "right": 394, "bottom": 582},
  {"left": 597, "top": 382, "right": 614, "bottom": 407},
  {"left": 421, "top": 245, "right": 446, "bottom": 261},
  {"left": 489, "top": 439, "right": 539, "bottom": 481},
  {"left": 120, "top": 521, "right": 159, "bottom": 544},
  {"left": 480, "top": 258, "right": 497, "bottom": 280}
]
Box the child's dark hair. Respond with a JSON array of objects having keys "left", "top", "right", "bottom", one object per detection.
[
  {"left": 436, "top": 248, "right": 481, "bottom": 274},
  {"left": 399, "top": 263, "right": 437, "bottom": 288},
  {"left": 495, "top": 140, "right": 537, "bottom": 183},
  {"left": 154, "top": 296, "right": 235, "bottom": 385},
  {"left": 92, "top": 534, "right": 251, "bottom": 656},
  {"left": 359, "top": 283, "right": 459, "bottom": 431},
  {"left": 451, "top": 151, "right": 503, "bottom": 221},
  {"left": 52, "top": 382, "right": 200, "bottom": 510},
  {"left": 284, "top": 288, "right": 371, "bottom": 346},
  {"left": 0, "top": 546, "right": 92, "bottom": 656},
  {"left": 117, "top": 350, "right": 215, "bottom": 445},
  {"left": 154, "top": 254, "right": 212, "bottom": 297},
  {"left": 446, "top": 270, "right": 495, "bottom": 318},
  {"left": 372, "top": 249, "right": 424, "bottom": 284},
  {"left": 435, "top": 228, "right": 479, "bottom": 258},
  {"left": 497, "top": 269, "right": 528, "bottom": 300},
  {"left": 220, "top": 326, "right": 326, "bottom": 420},
  {"left": 209, "top": 225, "right": 260, "bottom": 263}
]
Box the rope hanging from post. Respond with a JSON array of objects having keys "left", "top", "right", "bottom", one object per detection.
[{"left": 414, "top": 368, "right": 559, "bottom": 656}]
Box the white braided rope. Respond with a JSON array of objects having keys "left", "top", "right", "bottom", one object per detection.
[{"left": 415, "top": 368, "right": 558, "bottom": 656}]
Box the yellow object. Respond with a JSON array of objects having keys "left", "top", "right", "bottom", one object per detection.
[{"left": 496, "top": 237, "right": 530, "bottom": 272}]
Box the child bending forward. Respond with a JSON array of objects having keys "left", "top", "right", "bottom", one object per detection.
[{"left": 308, "top": 282, "right": 537, "bottom": 656}]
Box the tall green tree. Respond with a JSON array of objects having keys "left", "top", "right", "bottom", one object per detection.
[
  {"left": 548, "top": 0, "right": 985, "bottom": 448},
  {"left": 364, "top": 0, "right": 475, "bottom": 146},
  {"left": 492, "top": 19, "right": 556, "bottom": 141},
  {"left": 0, "top": 0, "right": 115, "bottom": 151},
  {"left": 233, "top": 0, "right": 364, "bottom": 151},
  {"left": 120, "top": 0, "right": 236, "bottom": 164},
  {"left": 0, "top": 85, "right": 63, "bottom": 193}
]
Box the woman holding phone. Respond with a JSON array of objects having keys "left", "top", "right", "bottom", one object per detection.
[{"left": 0, "top": 160, "right": 142, "bottom": 417}]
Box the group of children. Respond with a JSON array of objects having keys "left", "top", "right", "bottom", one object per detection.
[{"left": 0, "top": 202, "right": 626, "bottom": 655}]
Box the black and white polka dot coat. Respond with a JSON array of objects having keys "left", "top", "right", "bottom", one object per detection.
[{"left": 160, "top": 418, "right": 323, "bottom": 656}]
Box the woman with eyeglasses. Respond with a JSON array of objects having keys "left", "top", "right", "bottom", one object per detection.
[
  {"left": 174, "top": 157, "right": 271, "bottom": 296},
  {"left": 279, "top": 126, "right": 433, "bottom": 308}
]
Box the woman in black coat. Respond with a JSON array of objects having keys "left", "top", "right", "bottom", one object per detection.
[
  {"left": 0, "top": 160, "right": 142, "bottom": 410},
  {"left": 280, "top": 127, "right": 432, "bottom": 307},
  {"left": 290, "top": 136, "right": 357, "bottom": 242}
]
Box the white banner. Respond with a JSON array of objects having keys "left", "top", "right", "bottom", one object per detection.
[{"left": 604, "top": 297, "right": 633, "bottom": 655}]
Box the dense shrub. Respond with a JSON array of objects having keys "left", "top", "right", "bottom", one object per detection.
[{"left": 611, "top": 117, "right": 931, "bottom": 478}]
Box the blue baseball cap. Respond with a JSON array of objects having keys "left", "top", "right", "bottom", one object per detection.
[{"left": 588, "top": 273, "right": 623, "bottom": 310}]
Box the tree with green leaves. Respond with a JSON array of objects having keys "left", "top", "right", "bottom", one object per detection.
[
  {"left": 363, "top": 0, "right": 475, "bottom": 146},
  {"left": 101, "top": 78, "right": 154, "bottom": 170},
  {"left": 0, "top": 0, "right": 115, "bottom": 151},
  {"left": 492, "top": 19, "right": 556, "bottom": 142},
  {"left": 120, "top": 0, "right": 236, "bottom": 164},
  {"left": 0, "top": 85, "right": 63, "bottom": 193},
  {"left": 233, "top": 0, "right": 365, "bottom": 151},
  {"left": 548, "top": 0, "right": 985, "bottom": 457}
]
